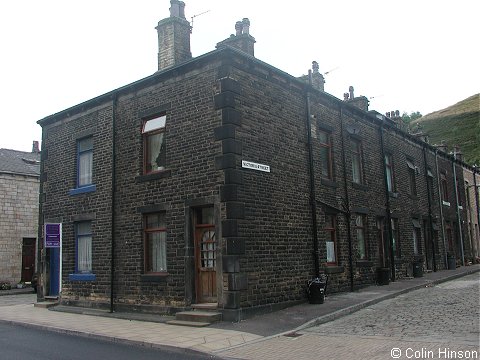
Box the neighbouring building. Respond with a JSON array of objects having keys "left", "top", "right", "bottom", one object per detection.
[
  {"left": 0, "top": 143, "right": 41, "bottom": 286},
  {"left": 36, "top": 1, "right": 479, "bottom": 321},
  {"left": 463, "top": 164, "right": 480, "bottom": 262}
]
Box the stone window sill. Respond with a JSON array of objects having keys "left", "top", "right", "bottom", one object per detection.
[
  {"left": 323, "top": 266, "right": 344, "bottom": 274},
  {"left": 69, "top": 184, "right": 96, "bottom": 196},
  {"left": 140, "top": 274, "right": 168, "bottom": 282},
  {"left": 69, "top": 273, "right": 96, "bottom": 281},
  {"left": 136, "top": 170, "right": 172, "bottom": 183}
]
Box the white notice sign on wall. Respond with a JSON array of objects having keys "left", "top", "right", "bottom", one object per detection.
[{"left": 241, "top": 160, "right": 270, "bottom": 173}]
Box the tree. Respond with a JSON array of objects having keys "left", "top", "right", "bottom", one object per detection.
[{"left": 402, "top": 111, "right": 422, "bottom": 124}]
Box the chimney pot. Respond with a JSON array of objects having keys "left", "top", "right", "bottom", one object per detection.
[
  {"left": 349, "top": 86, "right": 354, "bottom": 99},
  {"left": 386, "top": 112, "right": 391, "bottom": 118},
  {"left": 395, "top": 110, "right": 400, "bottom": 117},
  {"left": 178, "top": 1, "right": 186, "bottom": 18},
  {"left": 235, "top": 21, "right": 243, "bottom": 36},
  {"left": 344, "top": 93, "right": 349, "bottom": 101},
  {"left": 312, "top": 61, "right": 319, "bottom": 73},
  {"left": 242, "top": 18, "right": 250, "bottom": 34}
]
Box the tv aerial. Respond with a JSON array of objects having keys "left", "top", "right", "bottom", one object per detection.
[{"left": 190, "top": 10, "right": 210, "bottom": 33}]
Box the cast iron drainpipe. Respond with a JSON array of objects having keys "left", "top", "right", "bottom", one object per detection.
[
  {"left": 110, "top": 93, "right": 118, "bottom": 313},
  {"left": 423, "top": 146, "right": 437, "bottom": 271},
  {"left": 474, "top": 166, "right": 480, "bottom": 258},
  {"left": 451, "top": 151, "right": 465, "bottom": 266},
  {"left": 339, "top": 106, "right": 354, "bottom": 292},
  {"left": 306, "top": 70, "right": 320, "bottom": 278},
  {"left": 434, "top": 149, "right": 448, "bottom": 269},
  {"left": 379, "top": 125, "right": 395, "bottom": 281}
]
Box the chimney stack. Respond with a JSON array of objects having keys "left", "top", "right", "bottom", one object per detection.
[
  {"left": 156, "top": 0, "right": 192, "bottom": 71},
  {"left": 345, "top": 86, "right": 369, "bottom": 112},
  {"left": 216, "top": 18, "right": 256, "bottom": 56},
  {"left": 32, "top": 141, "right": 40, "bottom": 154},
  {"left": 310, "top": 61, "right": 325, "bottom": 92}
]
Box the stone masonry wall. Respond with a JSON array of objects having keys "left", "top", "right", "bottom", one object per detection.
[{"left": 0, "top": 173, "right": 39, "bottom": 284}]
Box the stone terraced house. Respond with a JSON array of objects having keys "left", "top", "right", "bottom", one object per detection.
[
  {"left": 0, "top": 144, "right": 40, "bottom": 286},
  {"left": 36, "top": 1, "right": 480, "bottom": 321}
]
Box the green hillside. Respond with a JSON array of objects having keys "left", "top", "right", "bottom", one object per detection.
[{"left": 410, "top": 94, "right": 480, "bottom": 165}]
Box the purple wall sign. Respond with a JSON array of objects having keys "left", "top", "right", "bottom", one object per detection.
[{"left": 45, "top": 223, "right": 62, "bottom": 248}]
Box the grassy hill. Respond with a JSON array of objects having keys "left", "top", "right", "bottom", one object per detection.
[{"left": 410, "top": 94, "right": 480, "bottom": 166}]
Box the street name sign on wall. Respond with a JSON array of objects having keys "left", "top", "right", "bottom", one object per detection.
[
  {"left": 45, "top": 223, "right": 62, "bottom": 248},
  {"left": 242, "top": 160, "right": 270, "bottom": 173}
]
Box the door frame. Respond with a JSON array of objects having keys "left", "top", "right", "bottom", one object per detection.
[
  {"left": 194, "top": 221, "right": 217, "bottom": 303},
  {"left": 21, "top": 238, "right": 36, "bottom": 283},
  {"left": 184, "top": 198, "right": 221, "bottom": 306}
]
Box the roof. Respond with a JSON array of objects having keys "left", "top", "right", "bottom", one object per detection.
[{"left": 0, "top": 148, "right": 41, "bottom": 177}]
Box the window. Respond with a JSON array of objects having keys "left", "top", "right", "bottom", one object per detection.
[
  {"left": 427, "top": 169, "right": 435, "bottom": 202},
  {"left": 143, "top": 115, "right": 166, "bottom": 174},
  {"left": 355, "top": 214, "right": 367, "bottom": 260},
  {"left": 440, "top": 172, "right": 449, "bottom": 203},
  {"left": 78, "top": 137, "right": 93, "bottom": 187},
  {"left": 144, "top": 212, "right": 167, "bottom": 273},
  {"left": 391, "top": 218, "right": 400, "bottom": 258},
  {"left": 318, "top": 130, "right": 333, "bottom": 180},
  {"left": 385, "top": 154, "right": 395, "bottom": 192},
  {"left": 324, "top": 215, "right": 337, "bottom": 265},
  {"left": 407, "top": 160, "right": 417, "bottom": 196},
  {"left": 445, "top": 221, "right": 454, "bottom": 254},
  {"left": 376, "top": 217, "right": 388, "bottom": 267},
  {"left": 76, "top": 222, "right": 92, "bottom": 273},
  {"left": 456, "top": 178, "right": 462, "bottom": 207},
  {"left": 350, "top": 138, "right": 363, "bottom": 184},
  {"left": 412, "top": 219, "right": 421, "bottom": 255}
]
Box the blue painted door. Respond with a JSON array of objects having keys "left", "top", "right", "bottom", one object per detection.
[{"left": 49, "top": 247, "right": 60, "bottom": 296}]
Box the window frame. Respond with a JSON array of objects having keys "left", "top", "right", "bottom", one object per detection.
[
  {"left": 355, "top": 214, "right": 367, "bottom": 260},
  {"left": 391, "top": 218, "right": 401, "bottom": 259},
  {"left": 324, "top": 214, "right": 338, "bottom": 265},
  {"left": 412, "top": 219, "right": 422, "bottom": 255},
  {"left": 77, "top": 136, "right": 93, "bottom": 188},
  {"left": 440, "top": 172, "right": 449, "bottom": 203},
  {"left": 76, "top": 221, "right": 93, "bottom": 274},
  {"left": 407, "top": 160, "right": 417, "bottom": 196},
  {"left": 144, "top": 212, "right": 167, "bottom": 274},
  {"left": 142, "top": 115, "right": 167, "bottom": 175},
  {"left": 350, "top": 138, "right": 364, "bottom": 184},
  {"left": 385, "top": 153, "right": 395, "bottom": 192},
  {"left": 318, "top": 129, "right": 333, "bottom": 180}
]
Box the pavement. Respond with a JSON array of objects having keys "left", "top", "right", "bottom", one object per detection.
[{"left": 0, "top": 264, "right": 478, "bottom": 358}]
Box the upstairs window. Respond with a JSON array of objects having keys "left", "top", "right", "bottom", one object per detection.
[
  {"left": 385, "top": 154, "right": 395, "bottom": 192},
  {"left": 143, "top": 115, "right": 166, "bottom": 174},
  {"left": 427, "top": 168, "right": 435, "bottom": 202},
  {"left": 407, "top": 160, "right": 417, "bottom": 196},
  {"left": 78, "top": 137, "right": 93, "bottom": 187},
  {"left": 318, "top": 130, "right": 333, "bottom": 180},
  {"left": 144, "top": 212, "right": 167, "bottom": 273},
  {"left": 350, "top": 138, "right": 363, "bottom": 184},
  {"left": 440, "top": 172, "right": 449, "bottom": 203}
]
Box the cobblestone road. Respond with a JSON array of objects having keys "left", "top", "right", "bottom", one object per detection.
[{"left": 219, "top": 273, "right": 480, "bottom": 360}]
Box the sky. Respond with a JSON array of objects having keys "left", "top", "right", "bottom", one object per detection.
[{"left": 1, "top": 0, "right": 478, "bottom": 152}]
